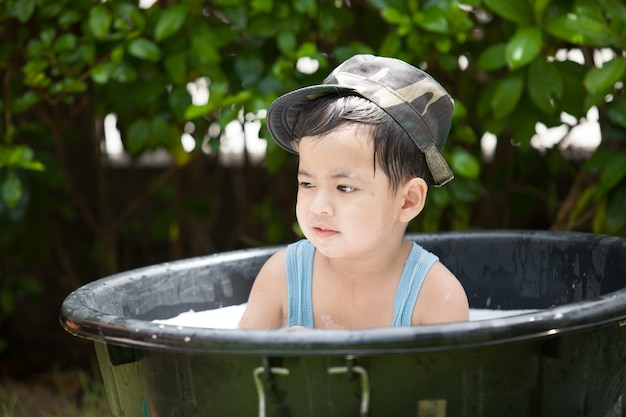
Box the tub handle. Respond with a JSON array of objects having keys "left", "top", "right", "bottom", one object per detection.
[
  {"left": 327, "top": 363, "right": 370, "bottom": 417},
  {"left": 253, "top": 365, "right": 290, "bottom": 417}
]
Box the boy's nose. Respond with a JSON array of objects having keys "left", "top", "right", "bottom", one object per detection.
[{"left": 310, "top": 190, "right": 334, "bottom": 216}]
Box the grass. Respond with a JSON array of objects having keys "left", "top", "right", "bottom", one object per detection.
[{"left": 0, "top": 370, "right": 110, "bottom": 417}]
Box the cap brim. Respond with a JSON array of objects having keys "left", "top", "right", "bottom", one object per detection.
[{"left": 266, "top": 84, "right": 356, "bottom": 153}]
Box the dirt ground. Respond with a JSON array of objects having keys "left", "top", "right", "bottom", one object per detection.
[
  {"left": 0, "top": 371, "right": 103, "bottom": 417},
  {"left": 0, "top": 318, "right": 110, "bottom": 417}
]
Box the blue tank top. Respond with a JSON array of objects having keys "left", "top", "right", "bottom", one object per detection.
[{"left": 285, "top": 239, "right": 438, "bottom": 328}]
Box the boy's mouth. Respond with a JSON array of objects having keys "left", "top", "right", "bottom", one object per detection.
[{"left": 313, "top": 226, "right": 338, "bottom": 239}]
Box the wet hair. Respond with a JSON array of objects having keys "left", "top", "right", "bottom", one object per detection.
[{"left": 291, "top": 94, "right": 434, "bottom": 191}]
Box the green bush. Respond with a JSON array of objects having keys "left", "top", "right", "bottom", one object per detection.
[{"left": 1, "top": 0, "right": 625, "bottom": 348}]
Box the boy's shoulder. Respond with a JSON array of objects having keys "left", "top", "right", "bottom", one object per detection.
[
  {"left": 260, "top": 247, "right": 288, "bottom": 274},
  {"left": 413, "top": 261, "right": 469, "bottom": 325}
]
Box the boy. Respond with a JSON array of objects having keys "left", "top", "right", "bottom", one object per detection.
[{"left": 239, "top": 54, "right": 468, "bottom": 329}]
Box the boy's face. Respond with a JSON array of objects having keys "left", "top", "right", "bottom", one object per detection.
[{"left": 295, "top": 124, "right": 409, "bottom": 260}]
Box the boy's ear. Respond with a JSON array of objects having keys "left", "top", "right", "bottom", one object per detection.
[{"left": 398, "top": 177, "right": 428, "bottom": 223}]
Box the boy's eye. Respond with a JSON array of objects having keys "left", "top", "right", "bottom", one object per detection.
[
  {"left": 337, "top": 185, "right": 356, "bottom": 193},
  {"left": 298, "top": 181, "right": 314, "bottom": 189}
]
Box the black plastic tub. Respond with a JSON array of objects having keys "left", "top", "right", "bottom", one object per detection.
[{"left": 60, "top": 230, "right": 626, "bottom": 417}]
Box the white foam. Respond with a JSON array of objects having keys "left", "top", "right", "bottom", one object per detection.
[
  {"left": 153, "top": 304, "right": 247, "bottom": 329},
  {"left": 153, "top": 304, "right": 538, "bottom": 329},
  {"left": 469, "top": 308, "right": 537, "bottom": 321}
]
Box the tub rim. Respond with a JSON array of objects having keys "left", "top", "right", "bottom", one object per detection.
[{"left": 59, "top": 230, "right": 626, "bottom": 356}]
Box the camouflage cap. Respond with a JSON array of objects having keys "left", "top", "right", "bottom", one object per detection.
[{"left": 266, "top": 54, "right": 455, "bottom": 186}]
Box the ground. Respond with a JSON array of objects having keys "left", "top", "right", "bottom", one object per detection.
[
  {"left": 0, "top": 321, "right": 110, "bottom": 417},
  {"left": 0, "top": 370, "right": 108, "bottom": 417},
  {"left": 0, "top": 370, "right": 109, "bottom": 417}
]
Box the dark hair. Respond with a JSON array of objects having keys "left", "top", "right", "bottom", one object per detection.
[{"left": 291, "top": 94, "right": 434, "bottom": 190}]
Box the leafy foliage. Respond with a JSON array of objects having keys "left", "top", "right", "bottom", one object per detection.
[{"left": 1, "top": 0, "right": 625, "bottom": 346}]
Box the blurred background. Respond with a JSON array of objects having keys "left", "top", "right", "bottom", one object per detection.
[{"left": 1, "top": 0, "right": 625, "bottom": 415}]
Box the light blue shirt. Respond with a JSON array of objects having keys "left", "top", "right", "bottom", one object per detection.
[{"left": 285, "top": 239, "right": 438, "bottom": 328}]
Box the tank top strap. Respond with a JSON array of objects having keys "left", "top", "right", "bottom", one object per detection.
[
  {"left": 285, "top": 239, "right": 315, "bottom": 328},
  {"left": 392, "top": 242, "right": 439, "bottom": 327}
]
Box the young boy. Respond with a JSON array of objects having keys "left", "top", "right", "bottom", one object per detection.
[{"left": 239, "top": 54, "right": 469, "bottom": 329}]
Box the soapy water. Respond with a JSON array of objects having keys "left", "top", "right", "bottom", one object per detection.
[{"left": 153, "top": 304, "right": 538, "bottom": 329}]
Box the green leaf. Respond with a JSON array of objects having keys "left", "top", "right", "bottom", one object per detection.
[
  {"left": 113, "top": 2, "right": 145, "bottom": 32},
  {"left": 381, "top": 8, "right": 411, "bottom": 26},
  {"left": 184, "top": 103, "right": 215, "bottom": 120},
  {"left": 592, "top": 199, "right": 607, "bottom": 234},
  {"left": 449, "top": 177, "right": 482, "bottom": 203},
  {"left": 434, "top": 38, "right": 452, "bottom": 55},
  {"left": 599, "top": 0, "right": 626, "bottom": 23},
  {"left": 569, "top": 185, "right": 596, "bottom": 224},
  {"left": 264, "top": 140, "right": 290, "bottom": 174},
  {"left": 595, "top": 150, "right": 626, "bottom": 199},
  {"left": 528, "top": 59, "right": 563, "bottom": 113},
  {"left": 22, "top": 58, "right": 48, "bottom": 77},
  {"left": 295, "top": 42, "right": 318, "bottom": 57},
  {"left": 476, "top": 43, "right": 507, "bottom": 71},
  {"left": 1, "top": 170, "right": 23, "bottom": 209},
  {"left": 190, "top": 33, "right": 220, "bottom": 73},
  {"left": 555, "top": 60, "right": 588, "bottom": 119},
  {"left": 606, "top": 95, "right": 626, "bottom": 128},
  {"left": 505, "top": 27, "right": 542, "bottom": 70},
  {"left": 88, "top": 5, "right": 112, "bottom": 40},
  {"left": 6, "top": 0, "right": 36, "bottom": 23},
  {"left": 39, "top": 27, "right": 56, "bottom": 46},
  {"left": 484, "top": 0, "right": 534, "bottom": 25},
  {"left": 533, "top": 0, "right": 552, "bottom": 23},
  {"left": 59, "top": 10, "right": 82, "bottom": 28},
  {"left": 235, "top": 53, "right": 264, "bottom": 84},
  {"left": 164, "top": 52, "right": 187, "bottom": 85},
  {"left": 429, "top": 186, "right": 451, "bottom": 208},
  {"left": 91, "top": 62, "right": 115, "bottom": 84},
  {"left": 1, "top": 288, "right": 16, "bottom": 317},
  {"left": 150, "top": 117, "right": 173, "bottom": 147},
  {"left": 154, "top": 5, "right": 188, "bottom": 42},
  {"left": 53, "top": 33, "right": 77, "bottom": 53},
  {"left": 0, "top": 145, "right": 44, "bottom": 171},
  {"left": 111, "top": 63, "right": 137, "bottom": 83},
  {"left": 12, "top": 91, "right": 40, "bottom": 114},
  {"left": 168, "top": 86, "right": 192, "bottom": 121},
  {"left": 510, "top": 96, "right": 543, "bottom": 146},
  {"left": 277, "top": 31, "right": 297, "bottom": 55},
  {"left": 38, "top": 3, "right": 62, "bottom": 19},
  {"left": 606, "top": 183, "right": 626, "bottom": 232},
  {"left": 222, "top": 90, "right": 253, "bottom": 107},
  {"left": 251, "top": 0, "right": 273, "bottom": 14},
  {"left": 127, "top": 38, "right": 162, "bottom": 62},
  {"left": 110, "top": 45, "right": 125, "bottom": 65},
  {"left": 585, "top": 148, "right": 611, "bottom": 172},
  {"left": 126, "top": 119, "right": 150, "bottom": 155},
  {"left": 293, "top": 0, "right": 316, "bottom": 15},
  {"left": 79, "top": 42, "right": 96, "bottom": 65},
  {"left": 449, "top": 147, "right": 480, "bottom": 179},
  {"left": 414, "top": 6, "right": 449, "bottom": 34},
  {"left": 584, "top": 57, "right": 626, "bottom": 94},
  {"left": 545, "top": 11, "right": 615, "bottom": 46},
  {"left": 491, "top": 72, "right": 524, "bottom": 119},
  {"left": 26, "top": 39, "right": 45, "bottom": 58}
]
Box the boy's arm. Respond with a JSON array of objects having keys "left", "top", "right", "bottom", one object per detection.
[
  {"left": 413, "top": 261, "right": 470, "bottom": 325},
  {"left": 238, "top": 249, "right": 287, "bottom": 329}
]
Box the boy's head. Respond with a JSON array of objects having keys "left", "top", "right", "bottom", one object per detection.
[{"left": 267, "top": 54, "right": 455, "bottom": 187}]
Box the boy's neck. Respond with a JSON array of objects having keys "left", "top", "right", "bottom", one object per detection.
[{"left": 317, "top": 237, "right": 412, "bottom": 283}]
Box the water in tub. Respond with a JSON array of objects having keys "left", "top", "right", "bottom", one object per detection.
[{"left": 153, "top": 304, "right": 537, "bottom": 329}]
